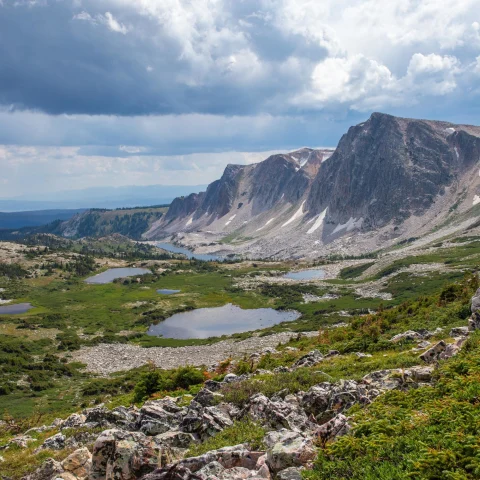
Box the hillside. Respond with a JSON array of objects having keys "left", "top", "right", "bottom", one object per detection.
[
  {"left": 145, "top": 113, "right": 480, "bottom": 260},
  {"left": 0, "top": 209, "right": 85, "bottom": 230}
]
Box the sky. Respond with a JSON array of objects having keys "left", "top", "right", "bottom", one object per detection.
[{"left": 1, "top": 0, "right": 480, "bottom": 197}]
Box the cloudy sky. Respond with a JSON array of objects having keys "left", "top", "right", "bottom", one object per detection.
[{"left": 1, "top": 0, "right": 480, "bottom": 197}]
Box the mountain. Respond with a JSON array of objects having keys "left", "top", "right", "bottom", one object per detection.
[
  {"left": 146, "top": 148, "right": 333, "bottom": 237},
  {"left": 0, "top": 184, "right": 207, "bottom": 212},
  {"left": 0, "top": 206, "right": 169, "bottom": 241},
  {"left": 144, "top": 113, "right": 480, "bottom": 259}
]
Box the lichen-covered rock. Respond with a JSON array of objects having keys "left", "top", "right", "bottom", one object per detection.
[
  {"left": 38, "top": 433, "right": 66, "bottom": 451},
  {"left": 450, "top": 326, "right": 470, "bottom": 337},
  {"left": 89, "top": 428, "right": 170, "bottom": 480},
  {"left": 420, "top": 341, "right": 447, "bottom": 363},
  {"left": 61, "top": 447, "right": 92, "bottom": 479},
  {"left": 155, "top": 431, "right": 196, "bottom": 449},
  {"left": 62, "top": 413, "right": 87, "bottom": 430},
  {"left": 314, "top": 414, "right": 350, "bottom": 444},
  {"left": 22, "top": 458, "right": 64, "bottom": 480},
  {"left": 277, "top": 467, "right": 303, "bottom": 480},
  {"left": 265, "top": 430, "right": 315, "bottom": 473},
  {"left": 193, "top": 388, "right": 225, "bottom": 407},
  {"left": 292, "top": 350, "right": 323, "bottom": 369},
  {"left": 243, "top": 394, "right": 312, "bottom": 432},
  {"left": 390, "top": 330, "right": 425, "bottom": 343},
  {"left": 471, "top": 288, "right": 480, "bottom": 313}
]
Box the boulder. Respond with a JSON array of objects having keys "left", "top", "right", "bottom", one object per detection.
[
  {"left": 61, "top": 447, "right": 92, "bottom": 479},
  {"left": 314, "top": 414, "right": 350, "bottom": 444},
  {"left": 90, "top": 428, "right": 170, "bottom": 480},
  {"left": 39, "top": 433, "right": 66, "bottom": 451},
  {"left": 222, "top": 374, "right": 239, "bottom": 384},
  {"left": 450, "top": 326, "right": 470, "bottom": 337},
  {"left": 292, "top": 350, "right": 323, "bottom": 369},
  {"left": 137, "top": 403, "right": 181, "bottom": 436},
  {"left": 419, "top": 341, "right": 447, "bottom": 363},
  {"left": 355, "top": 352, "right": 372, "bottom": 359},
  {"left": 299, "top": 385, "right": 330, "bottom": 416},
  {"left": 155, "top": 431, "right": 196, "bottom": 449},
  {"left": 193, "top": 388, "right": 225, "bottom": 407},
  {"left": 22, "top": 458, "right": 64, "bottom": 480},
  {"left": 197, "top": 461, "right": 225, "bottom": 478},
  {"left": 469, "top": 312, "right": 480, "bottom": 331},
  {"left": 178, "top": 444, "right": 264, "bottom": 473},
  {"left": 53, "top": 473, "right": 78, "bottom": 480},
  {"left": 439, "top": 337, "right": 467, "bottom": 360},
  {"left": 389, "top": 330, "right": 424, "bottom": 343},
  {"left": 407, "top": 366, "right": 435, "bottom": 383},
  {"left": 277, "top": 467, "right": 303, "bottom": 480},
  {"left": 139, "top": 465, "right": 195, "bottom": 480},
  {"left": 62, "top": 413, "right": 87, "bottom": 430},
  {"left": 265, "top": 430, "right": 315, "bottom": 473},
  {"left": 243, "top": 394, "right": 311, "bottom": 432},
  {"left": 471, "top": 288, "right": 480, "bottom": 313}
]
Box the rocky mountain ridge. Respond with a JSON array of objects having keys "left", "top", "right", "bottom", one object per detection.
[{"left": 145, "top": 113, "right": 480, "bottom": 259}]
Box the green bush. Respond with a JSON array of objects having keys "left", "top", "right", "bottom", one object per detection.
[{"left": 133, "top": 365, "right": 205, "bottom": 402}]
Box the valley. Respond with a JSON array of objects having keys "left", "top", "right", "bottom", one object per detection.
[
  {"left": 1, "top": 222, "right": 479, "bottom": 478},
  {"left": 2, "top": 113, "right": 480, "bottom": 479}
]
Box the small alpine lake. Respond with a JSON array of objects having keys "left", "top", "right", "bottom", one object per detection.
[
  {"left": 156, "top": 242, "right": 221, "bottom": 261},
  {"left": 85, "top": 267, "right": 151, "bottom": 284},
  {"left": 157, "top": 289, "right": 181, "bottom": 295},
  {"left": 147, "top": 303, "right": 301, "bottom": 339},
  {"left": 283, "top": 269, "right": 326, "bottom": 280},
  {"left": 0, "top": 303, "right": 34, "bottom": 315}
]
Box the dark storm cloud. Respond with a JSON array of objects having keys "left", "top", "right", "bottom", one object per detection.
[{"left": 0, "top": 0, "right": 328, "bottom": 116}]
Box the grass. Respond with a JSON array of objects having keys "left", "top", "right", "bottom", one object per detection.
[{"left": 187, "top": 419, "right": 266, "bottom": 456}]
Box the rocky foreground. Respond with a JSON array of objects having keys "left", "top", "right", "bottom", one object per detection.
[{"left": 5, "top": 290, "right": 480, "bottom": 480}]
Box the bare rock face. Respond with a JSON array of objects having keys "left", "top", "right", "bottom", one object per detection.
[{"left": 306, "top": 112, "right": 480, "bottom": 240}]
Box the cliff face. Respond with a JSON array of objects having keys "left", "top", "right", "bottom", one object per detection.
[
  {"left": 146, "top": 148, "right": 333, "bottom": 237},
  {"left": 145, "top": 113, "right": 480, "bottom": 258},
  {"left": 307, "top": 113, "right": 480, "bottom": 236}
]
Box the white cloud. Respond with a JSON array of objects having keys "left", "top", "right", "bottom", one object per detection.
[
  {"left": 103, "top": 11, "right": 128, "bottom": 34},
  {"left": 73, "top": 10, "right": 128, "bottom": 35},
  {"left": 0, "top": 144, "right": 290, "bottom": 196}
]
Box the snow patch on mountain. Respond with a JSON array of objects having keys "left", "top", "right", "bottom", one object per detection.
[
  {"left": 282, "top": 201, "right": 306, "bottom": 227},
  {"left": 307, "top": 208, "right": 327, "bottom": 234}
]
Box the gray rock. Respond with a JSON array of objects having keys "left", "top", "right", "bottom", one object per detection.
[
  {"left": 22, "top": 458, "right": 64, "bottom": 480},
  {"left": 223, "top": 374, "right": 239, "bottom": 384},
  {"left": 265, "top": 429, "right": 315, "bottom": 473},
  {"left": 155, "top": 431, "right": 196, "bottom": 449},
  {"left": 471, "top": 288, "right": 480, "bottom": 313},
  {"left": 420, "top": 341, "right": 447, "bottom": 363},
  {"left": 277, "top": 467, "right": 303, "bottom": 480},
  {"left": 314, "top": 414, "right": 351, "bottom": 444},
  {"left": 292, "top": 350, "right": 323, "bottom": 369},
  {"left": 193, "top": 388, "right": 225, "bottom": 407},
  {"left": 390, "top": 330, "right": 424, "bottom": 343},
  {"left": 40, "top": 433, "right": 66, "bottom": 451},
  {"left": 90, "top": 428, "right": 171, "bottom": 480},
  {"left": 450, "top": 326, "right": 470, "bottom": 337}
]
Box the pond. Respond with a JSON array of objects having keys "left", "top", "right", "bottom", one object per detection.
[
  {"left": 147, "top": 303, "right": 301, "bottom": 339},
  {"left": 284, "top": 269, "right": 326, "bottom": 280},
  {"left": 156, "top": 242, "right": 221, "bottom": 261},
  {"left": 157, "top": 289, "right": 181, "bottom": 295},
  {"left": 85, "top": 267, "right": 151, "bottom": 284},
  {"left": 0, "top": 303, "right": 34, "bottom": 315}
]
